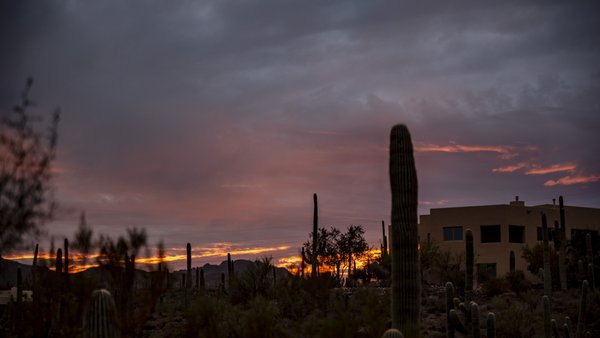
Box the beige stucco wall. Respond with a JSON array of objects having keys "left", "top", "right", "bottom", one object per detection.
[{"left": 419, "top": 199, "right": 600, "bottom": 283}]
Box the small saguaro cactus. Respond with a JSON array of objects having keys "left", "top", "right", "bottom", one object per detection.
[
  {"left": 84, "top": 289, "right": 119, "bottom": 338},
  {"left": 487, "top": 312, "right": 496, "bottom": 338},
  {"left": 576, "top": 280, "right": 589, "bottom": 338},
  {"left": 445, "top": 282, "right": 455, "bottom": 338},
  {"left": 542, "top": 213, "right": 552, "bottom": 296},
  {"left": 200, "top": 268, "right": 205, "bottom": 290},
  {"left": 195, "top": 267, "right": 199, "bottom": 289},
  {"left": 389, "top": 124, "right": 420, "bottom": 336},
  {"left": 471, "top": 302, "right": 480, "bottom": 338},
  {"left": 382, "top": 329, "right": 404, "bottom": 338},
  {"left": 32, "top": 243, "right": 39, "bottom": 280}
]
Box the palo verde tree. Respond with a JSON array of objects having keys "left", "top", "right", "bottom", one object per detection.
[{"left": 0, "top": 78, "right": 60, "bottom": 256}]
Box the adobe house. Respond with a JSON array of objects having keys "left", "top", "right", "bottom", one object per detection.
[{"left": 419, "top": 196, "right": 600, "bottom": 283}]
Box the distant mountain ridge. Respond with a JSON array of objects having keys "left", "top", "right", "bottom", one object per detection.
[{"left": 0, "top": 257, "right": 289, "bottom": 289}]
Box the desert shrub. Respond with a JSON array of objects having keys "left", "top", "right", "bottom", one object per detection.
[
  {"left": 481, "top": 277, "right": 509, "bottom": 297},
  {"left": 228, "top": 257, "right": 274, "bottom": 305},
  {"left": 235, "top": 296, "right": 283, "bottom": 338},
  {"left": 505, "top": 270, "right": 531, "bottom": 295},
  {"left": 488, "top": 296, "right": 537, "bottom": 337},
  {"left": 185, "top": 295, "right": 226, "bottom": 337},
  {"left": 522, "top": 243, "right": 560, "bottom": 288},
  {"left": 433, "top": 250, "right": 465, "bottom": 291}
]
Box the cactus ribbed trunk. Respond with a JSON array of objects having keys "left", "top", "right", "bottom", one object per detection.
[
  {"left": 471, "top": 302, "right": 480, "bottom": 338},
  {"left": 389, "top": 124, "right": 420, "bottom": 336},
  {"left": 586, "top": 234, "right": 595, "bottom": 290},
  {"left": 576, "top": 280, "right": 589, "bottom": 338},
  {"left": 186, "top": 243, "right": 192, "bottom": 289},
  {"left": 542, "top": 213, "right": 552, "bottom": 296},
  {"left": 84, "top": 289, "right": 119, "bottom": 338},
  {"left": 559, "top": 196, "right": 567, "bottom": 291},
  {"left": 487, "top": 313, "right": 496, "bottom": 338},
  {"left": 543, "top": 295, "right": 551, "bottom": 338},
  {"left": 312, "top": 193, "right": 318, "bottom": 278}
]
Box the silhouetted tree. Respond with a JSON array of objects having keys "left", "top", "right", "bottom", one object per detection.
[
  {"left": 126, "top": 226, "right": 147, "bottom": 257},
  {"left": 0, "top": 78, "right": 60, "bottom": 256},
  {"left": 72, "top": 211, "right": 93, "bottom": 265}
]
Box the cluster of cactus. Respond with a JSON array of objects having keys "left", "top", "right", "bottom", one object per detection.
[
  {"left": 83, "top": 289, "right": 119, "bottom": 338},
  {"left": 388, "top": 124, "right": 420, "bottom": 336},
  {"left": 445, "top": 282, "right": 496, "bottom": 338},
  {"left": 542, "top": 279, "right": 592, "bottom": 337}
]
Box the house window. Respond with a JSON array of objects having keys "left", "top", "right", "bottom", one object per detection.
[
  {"left": 480, "top": 225, "right": 501, "bottom": 243},
  {"left": 536, "top": 227, "right": 554, "bottom": 241},
  {"left": 509, "top": 225, "right": 525, "bottom": 243},
  {"left": 443, "top": 226, "right": 463, "bottom": 241},
  {"left": 477, "top": 263, "right": 497, "bottom": 283}
]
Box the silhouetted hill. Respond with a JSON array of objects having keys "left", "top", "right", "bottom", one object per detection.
[
  {"left": 0, "top": 258, "right": 33, "bottom": 287},
  {"left": 0, "top": 257, "right": 290, "bottom": 289}
]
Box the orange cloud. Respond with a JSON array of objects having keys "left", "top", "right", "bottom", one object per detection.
[
  {"left": 544, "top": 175, "right": 600, "bottom": 186},
  {"left": 525, "top": 163, "right": 576, "bottom": 175},
  {"left": 492, "top": 162, "right": 528, "bottom": 173},
  {"left": 415, "top": 142, "right": 517, "bottom": 159}
]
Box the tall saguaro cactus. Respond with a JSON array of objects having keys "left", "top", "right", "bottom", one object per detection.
[
  {"left": 381, "top": 220, "right": 388, "bottom": 258},
  {"left": 186, "top": 243, "right": 192, "bottom": 289},
  {"left": 559, "top": 196, "right": 567, "bottom": 290},
  {"left": 465, "top": 229, "right": 474, "bottom": 303},
  {"left": 56, "top": 248, "right": 63, "bottom": 273},
  {"left": 389, "top": 124, "right": 420, "bottom": 335},
  {"left": 542, "top": 213, "right": 552, "bottom": 296},
  {"left": 312, "top": 193, "right": 318, "bottom": 278}
]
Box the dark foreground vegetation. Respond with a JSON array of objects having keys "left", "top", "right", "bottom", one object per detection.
[{"left": 1, "top": 82, "right": 598, "bottom": 337}]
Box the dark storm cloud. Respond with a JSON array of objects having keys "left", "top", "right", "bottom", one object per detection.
[{"left": 2, "top": 0, "right": 599, "bottom": 264}]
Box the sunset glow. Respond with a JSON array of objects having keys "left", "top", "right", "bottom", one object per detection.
[
  {"left": 544, "top": 175, "right": 600, "bottom": 187},
  {"left": 525, "top": 163, "right": 577, "bottom": 175}
]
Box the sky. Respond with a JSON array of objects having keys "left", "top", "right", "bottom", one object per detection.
[{"left": 2, "top": 1, "right": 600, "bottom": 270}]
